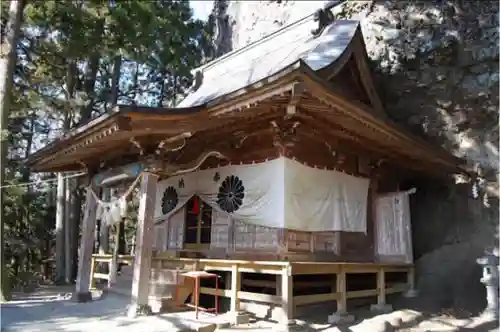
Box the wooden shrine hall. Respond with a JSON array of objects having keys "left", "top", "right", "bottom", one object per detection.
[{"left": 27, "top": 8, "right": 467, "bottom": 327}]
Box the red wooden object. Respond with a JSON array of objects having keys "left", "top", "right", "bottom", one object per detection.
[{"left": 176, "top": 271, "right": 219, "bottom": 319}]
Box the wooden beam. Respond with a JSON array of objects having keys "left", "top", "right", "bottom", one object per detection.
[
  {"left": 294, "top": 292, "right": 339, "bottom": 306},
  {"left": 94, "top": 273, "right": 110, "bottom": 280},
  {"left": 386, "top": 283, "right": 408, "bottom": 295},
  {"left": 200, "top": 287, "right": 281, "bottom": 304},
  {"left": 203, "top": 264, "right": 283, "bottom": 275},
  {"left": 407, "top": 266, "right": 416, "bottom": 291},
  {"left": 346, "top": 289, "right": 377, "bottom": 299},
  {"left": 128, "top": 172, "right": 159, "bottom": 317},
  {"left": 336, "top": 267, "right": 347, "bottom": 313},
  {"left": 292, "top": 262, "right": 340, "bottom": 275},
  {"left": 73, "top": 187, "right": 98, "bottom": 302},
  {"left": 342, "top": 264, "right": 380, "bottom": 274},
  {"left": 230, "top": 264, "right": 241, "bottom": 312},
  {"left": 242, "top": 278, "right": 332, "bottom": 289},
  {"left": 280, "top": 265, "right": 294, "bottom": 324},
  {"left": 377, "top": 268, "right": 386, "bottom": 305},
  {"left": 89, "top": 257, "right": 97, "bottom": 289}
]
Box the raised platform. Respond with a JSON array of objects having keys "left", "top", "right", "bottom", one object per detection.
[{"left": 90, "top": 254, "right": 415, "bottom": 325}]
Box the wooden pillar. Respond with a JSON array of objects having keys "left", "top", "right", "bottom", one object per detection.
[
  {"left": 99, "top": 189, "right": 110, "bottom": 255},
  {"left": 405, "top": 266, "right": 417, "bottom": 297},
  {"left": 127, "top": 172, "right": 158, "bottom": 317},
  {"left": 72, "top": 186, "right": 98, "bottom": 302},
  {"left": 377, "top": 268, "right": 386, "bottom": 305},
  {"left": 370, "top": 267, "right": 392, "bottom": 312},
  {"left": 108, "top": 222, "right": 120, "bottom": 288},
  {"left": 89, "top": 256, "right": 97, "bottom": 289},
  {"left": 336, "top": 266, "right": 347, "bottom": 314},
  {"left": 109, "top": 187, "right": 122, "bottom": 288},
  {"left": 279, "top": 264, "right": 294, "bottom": 325},
  {"left": 407, "top": 266, "right": 414, "bottom": 288},
  {"left": 230, "top": 264, "right": 241, "bottom": 313}
]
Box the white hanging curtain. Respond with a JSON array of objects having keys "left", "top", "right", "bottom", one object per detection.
[
  {"left": 284, "top": 158, "right": 369, "bottom": 232},
  {"left": 154, "top": 157, "right": 369, "bottom": 233},
  {"left": 375, "top": 188, "right": 415, "bottom": 263}
]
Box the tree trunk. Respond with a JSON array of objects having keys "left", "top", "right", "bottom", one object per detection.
[
  {"left": 0, "top": 0, "right": 26, "bottom": 302},
  {"left": 70, "top": 187, "right": 82, "bottom": 281},
  {"left": 57, "top": 60, "right": 77, "bottom": 284},
  {"left": 64, "top": 179, "right": 73, "bottom": 283},
  {"left": 110, "top": 55, "right": 122, "bottom": 107},
  {"left": 157, "top": 71, "right": 166, "bottom": 107},
  {"left": 130, "top": 63, "right": 139, "bottom": 105},
  {"left": 79, "top": 54, "right": 99, "bottom": 123},
  {"left": 55, "top": 173, "right": 66, "bottom": 284},
  {"left": 21, "top": 116, "right": 34, "bottom": 275}
]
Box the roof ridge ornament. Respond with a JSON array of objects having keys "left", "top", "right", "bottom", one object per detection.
[
  {"left": 311, "top": 0, "right": 345, "bottom": 37},
  {"left": 193, "top": 70, "right": 203, "bottom": 90}
]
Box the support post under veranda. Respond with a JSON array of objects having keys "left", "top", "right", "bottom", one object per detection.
[
  {"left": 278, "top": 264, "right": 294, "bottom": 327},
  {"left": 72, "top": 186, "right": 98, "bottom": 302},
  {"left": 127, "top": 172, "right": 158, "bottom": 317}
]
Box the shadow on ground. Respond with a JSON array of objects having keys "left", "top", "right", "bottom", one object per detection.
[{"left": 2, "top": 286, "right": 498, "bottom": 332}]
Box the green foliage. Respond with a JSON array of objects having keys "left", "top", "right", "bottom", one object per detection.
[{"left": 4, "top": 0, "right": 210, "bottom": 289}]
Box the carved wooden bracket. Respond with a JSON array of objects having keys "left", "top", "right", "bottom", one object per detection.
[
  {"left": 324, "top": 141, "right": 347, "bottom": 166},
  {"left": 147, "top": 150, "right": 228, "bottom": 177},
  {"left": 231, "top": 131, "right": 248, "bottom": 149},
  {"left": 369, "top": 158, "right": 386, "bottom": 178},
  {"left": 271, "top": 120, "right": 301, "bottom": 155},
  {"left": 286, "top": 83, "right": 306, "bottom": 119},
  {"left": 129, "top": 137, "right": 144, "bottom": 156},
  {"left": 78, "top": 161, "right": 89, "bottom": 173}
]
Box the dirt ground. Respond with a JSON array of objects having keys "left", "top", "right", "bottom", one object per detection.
[{"left": 0, "top": 286, "right": 498, "bottom": 332}]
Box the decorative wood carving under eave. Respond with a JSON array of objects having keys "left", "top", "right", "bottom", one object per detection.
[
  {"left": 270, "top": 119, "right": 301, "bottom": 155},
  {"left": 154, "top": 132, "right": 192, "bottom": 156},
  {"left": 92, "top": 150, "right": 229, "bottom": 187},
  {"left": 285, "top": 82, "right": 306, "bottom": 119},
  {"left": 147, "top": 150, "right": 228, "bottom": 177},
  {"left": 35, "top": 121, "right": 123, "bottom": 170}
]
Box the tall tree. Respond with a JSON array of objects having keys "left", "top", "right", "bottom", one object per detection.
[
  {"left": 0, "top": 0, "right": 26, "bottom": 302},
  {"left": 0, "top": 0, "right": 211, "bottom": 291}
]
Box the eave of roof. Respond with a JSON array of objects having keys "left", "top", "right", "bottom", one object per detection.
[
  {"left": 296, "top": 64, "right": 469, "bottom": 175},
  {"left": 26, "top": 104, "right": 207, "bottom": 169}
]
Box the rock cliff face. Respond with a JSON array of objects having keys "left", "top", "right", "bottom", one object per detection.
[{"left": 209, "top": 0, "right": 499, "bottom": 312}]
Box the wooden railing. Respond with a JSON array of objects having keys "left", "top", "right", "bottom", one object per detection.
[{"left": 89, "top": 254, "right": 134, "bottom": 288}]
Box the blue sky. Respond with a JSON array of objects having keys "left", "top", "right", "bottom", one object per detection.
[{"left": 190, "top": 1, "right": 212, "bottom": 21}]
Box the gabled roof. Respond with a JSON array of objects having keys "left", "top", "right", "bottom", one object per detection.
[
  {"left": 26, "top": 13, "right": 469, "bottom": 177},
  {"left": 179, "top": 15, "right": 359, "bottom": 107}
]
